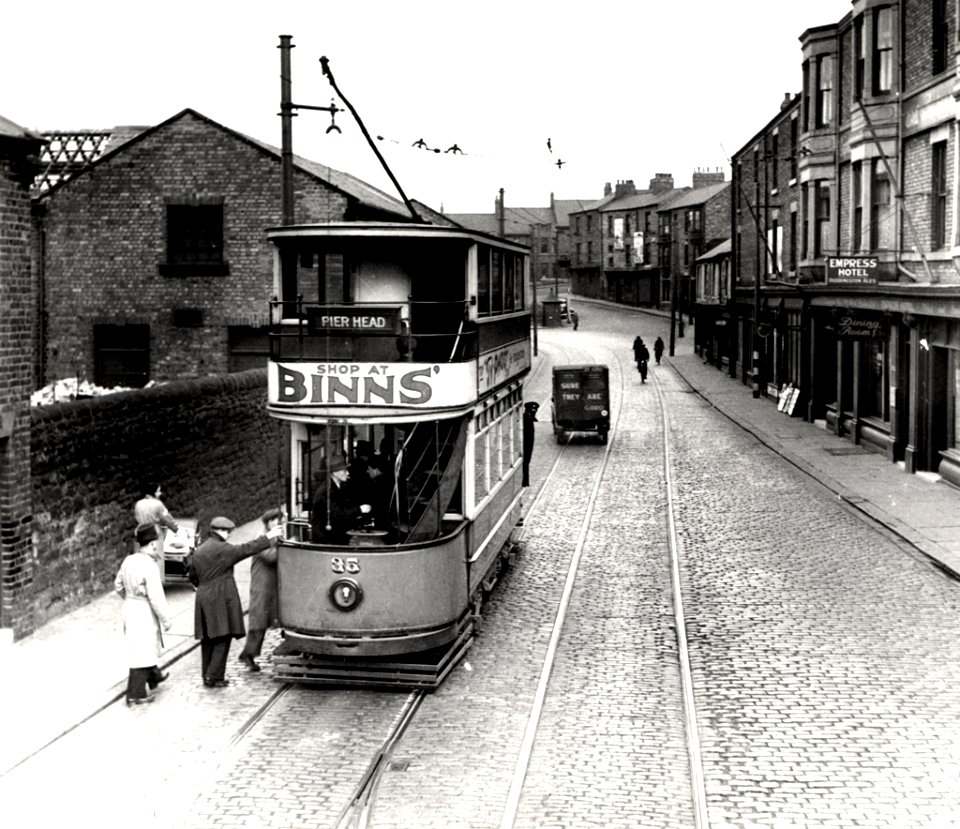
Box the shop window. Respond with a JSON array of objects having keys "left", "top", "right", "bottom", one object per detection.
[
  {"left": 93, "top": 324, "right": 149, "bottom": 388},
  {"left": 862, "top": 338, "right": 889, "bottom": 421}
]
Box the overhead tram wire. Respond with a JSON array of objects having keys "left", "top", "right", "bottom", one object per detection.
[{"left": 319, "top": 56, "right": 423, "bottom": 223}]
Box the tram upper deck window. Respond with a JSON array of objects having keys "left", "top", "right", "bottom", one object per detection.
[{"left": 477, "top": 245, "right": 524, "bottom": 317}]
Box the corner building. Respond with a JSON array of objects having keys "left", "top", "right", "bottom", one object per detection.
[{"left": 725, "top": 0, "right": 960, "bottom": 485}]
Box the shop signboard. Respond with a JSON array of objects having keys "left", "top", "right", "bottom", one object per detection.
[
  {"left": 825, "top": 256, "right": 880, "bottom": 285},
  {"left": 835, "top": 313, "right": 885, "bottom": 339}
]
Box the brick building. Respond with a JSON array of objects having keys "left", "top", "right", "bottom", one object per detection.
[
  {"left": 446, "top": 191, "right": 587, "bottom": 296},
  {"left": 569, "top": 172, "right": 728, "bottom": 311},
  {"left": 0, "top": 115, "right": 42, "bottom": 639},
  {"left": 656, "top": 173, "right": 729, "bottom": 316},
  {"left": 35, "top": 108, "right": 411, "bottom": 387},
  {"left": 714, "top": 0, "right": 960, "bottom": 485}
]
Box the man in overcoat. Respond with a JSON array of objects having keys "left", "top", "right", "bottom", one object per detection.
[
  {"left": 192, "top": 515, "right": 283, "bottom": 687},
  {"left": 115, "top": 523, "right": 172, "bottom": 705},
  {"left": 238, "top": 508, "right": 284, "bottom": 672}
]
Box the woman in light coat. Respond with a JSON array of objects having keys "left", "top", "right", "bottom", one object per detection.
[{"left": 115, "top": 524, "right": 172, "bottom": 705}]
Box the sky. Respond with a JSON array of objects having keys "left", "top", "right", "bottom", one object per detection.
[{"left": 3, "top": 0, "right": 850, "bottom": 214}]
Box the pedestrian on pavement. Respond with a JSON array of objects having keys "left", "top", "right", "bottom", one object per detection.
[
  {"left": 134, "top": 481, "right": 179, "bottom": 571},
  {"left": 570, "top": 310, "right": 579, "bottom": 330},
  {"left": 238, "top": 508, "right": 284, "bottom": 673},
  {"left": 638, "top": 341, "right": 650, "bottom": 383},
  {"left": 654, "top": 336, "right": 665, "bottom": 365},
  {"left": 311, "top": 456, "right": 371, "bottom": 543},
  {"left": 115, "top": 523, "right": 172, "bottom": 706},
  {"left": 522, "top": 401, "right": 539, "bottom": 487},
  {"left": 192, "top": 515, "right": 283, "bottom": 687},
  {"left": 632, "top": 336, "right": 645, "bottom": 370}
]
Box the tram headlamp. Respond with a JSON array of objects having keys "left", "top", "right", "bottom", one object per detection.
[
  {"left": 330, "top": 578, "right": 363, "bottom": 611},
  {"left": 601, "top": 409, "right": 609, "bottom": 416}
]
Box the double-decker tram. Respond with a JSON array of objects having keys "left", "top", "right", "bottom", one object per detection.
[{"left": 265, "top": 222, "right": 531, "bottom": 688}]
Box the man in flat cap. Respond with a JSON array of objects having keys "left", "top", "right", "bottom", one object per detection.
[
  {"left": 311, "top": 455, "right": 371, "bottom": 544},
  {"left": 238, "top": 508, "right": 284, "bottom": 672},
  {"left": 191, "top": 515, "right": 283, "bottom": 687},
  {"left": 114, "top": 523, "right": 172, "bottom": 705}
]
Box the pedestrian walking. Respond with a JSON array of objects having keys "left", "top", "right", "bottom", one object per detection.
[
  {"left": 192, "top": 515, "right": 283, "bottom": 687},
  {"left": 570, "top": 310, "right": 579, "bottom": 330},
  {"left": 115, "top": 523, "right": 172, "bottom": 706},
  {"left": 522, "top": 401, "right": 539, "bottom": 487},
  {"left": 134, "top": 481, "right": 179, "bottom": 571},
  {"left": 638, "top": 341, "right": 650, "bottom": 383},
  {"left": 633, "top": 336, "right": 645, "bottom": 369},
  {"left": 654, "top": 336, "right": 665, "bottom": 365},
  {"left": 238, "top": 509, "right": 284, "bottom": 673}
]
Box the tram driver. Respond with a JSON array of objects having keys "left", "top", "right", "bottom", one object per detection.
[{"left": 311, "top": 456, "right": 372, "bottom": 544}]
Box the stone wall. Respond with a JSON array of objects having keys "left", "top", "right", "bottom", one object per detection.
[
  {"left": 0, "top": 137, "right": 40, "bottom": 640},
  {"left": 28, "top": 369, "right": 283, "bottom": 631}
]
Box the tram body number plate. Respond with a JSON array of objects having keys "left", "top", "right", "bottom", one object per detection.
[{"left": 331, "top": 557, "right": 360, "bottom": 574}]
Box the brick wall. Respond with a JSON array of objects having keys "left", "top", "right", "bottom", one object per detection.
[
  {"left": 902, "top": 128, "right": 957, "bottom": 283},
  {"left": 0, "top": 144, "right": 38, "bottom": 638},
  {"left": 26, "top": 369, "right": 282, "bottom": 633},
  {"left": 41, "top": 111, "right": 351, "bottom": 384}
]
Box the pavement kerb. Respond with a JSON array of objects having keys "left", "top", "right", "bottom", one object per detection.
[{"left": 668, "top": 360, "right": 960, "bottom": 583}]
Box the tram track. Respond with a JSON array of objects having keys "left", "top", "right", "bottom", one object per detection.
[{"left": 497, "top": 338, "right": 712, "bottom": 828}]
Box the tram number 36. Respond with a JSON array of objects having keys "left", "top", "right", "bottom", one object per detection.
[{"left": 331, "top": 557, "right": 360, "bottom": 574}]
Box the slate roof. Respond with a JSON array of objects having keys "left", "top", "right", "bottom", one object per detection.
[
  {"left": 35, "top": 108, "right": 411, "bottom": 218},
  {"left": 660, "top": 181, "right": 730, "bottom": 210},
  {"left": 0, "top": 114, "right": 44, "bottom": 142}
]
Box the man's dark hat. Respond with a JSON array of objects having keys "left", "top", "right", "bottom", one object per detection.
[
  {"left": 135, "top": 523, "right": 159, "bottom": 546},
  {"left": 210, "top": 516, "right": 236, "bottom": 531},
  {"left": 261, "top": 507, "right": 282, "bottom": 525}
]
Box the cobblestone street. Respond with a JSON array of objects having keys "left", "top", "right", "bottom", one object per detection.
[{"left": 2, "top": 309, "right": 960, "bottom": 829}]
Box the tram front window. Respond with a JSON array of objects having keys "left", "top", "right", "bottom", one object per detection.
[{"left": 296, "top": 419, "right": 466, "bottom": 546}]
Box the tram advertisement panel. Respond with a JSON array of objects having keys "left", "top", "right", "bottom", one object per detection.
[
  {"left": 477, "top": 342, "right": 531, "bottom": 395},
  {"left": 269, "top": 361, "right": 477, "bottom": 409}
]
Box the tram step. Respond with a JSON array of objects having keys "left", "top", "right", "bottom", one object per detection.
[{"left": 270, "top": 625, "right": 474, "bottom": 690}]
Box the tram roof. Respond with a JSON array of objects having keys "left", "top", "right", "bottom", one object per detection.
[{"left": 266, "top": 221, "right": 530, "bottom": 254}]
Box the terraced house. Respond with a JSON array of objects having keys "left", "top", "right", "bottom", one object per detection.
[{"left": 718, "top": 0, "right": 960, "bottom": 485}]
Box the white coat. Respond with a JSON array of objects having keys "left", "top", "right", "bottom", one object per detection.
[{"left": 115, "top": 551, "right": 172, "bottom": 668}]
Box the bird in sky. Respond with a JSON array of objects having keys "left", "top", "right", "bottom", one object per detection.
[
  {"left": 412, "top": 138, "right": 428, "bottom": 149},
  {"left": 547, "top": 137, "right": 552, "bottom": 153},
  {"left": 445, "top": 144, "right": 463, "bottom": 154},
  {"left": 555, "top": 158, "right": 566, "bottom": 169}
]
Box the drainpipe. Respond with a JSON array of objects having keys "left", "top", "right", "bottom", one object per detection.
[{"left": 498, "top": 189, "right": 505, "bottom": 238}]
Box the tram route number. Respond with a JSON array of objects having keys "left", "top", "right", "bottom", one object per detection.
[{"left": 331, "top": 557, "right": 360, "bottom": 574}]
